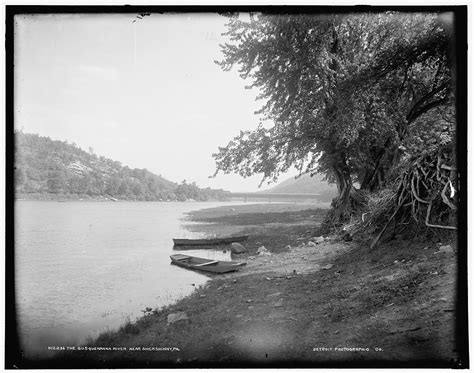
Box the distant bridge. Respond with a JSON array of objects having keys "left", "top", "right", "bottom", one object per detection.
[{"left": 225, "top": 192, "right": 321, "bottom": 201}]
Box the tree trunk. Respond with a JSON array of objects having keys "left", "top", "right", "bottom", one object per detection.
[
  {"left": 321, "top": 167, "right": 365, "bottom": 233},
  {"left": 360, "top": 138, "right": 397, "bottom": 192}
]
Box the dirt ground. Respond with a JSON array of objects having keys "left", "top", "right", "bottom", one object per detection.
[{"left": 42, "top": 203, "right": 464, "bottom": 368}]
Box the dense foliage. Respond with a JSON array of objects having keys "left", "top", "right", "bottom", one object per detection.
[
  {"left": 14, "top": 132, "right": 228, "bottom": 201},
  {"left": 213, "top": 11, "right": 456, "bottom": 225}
]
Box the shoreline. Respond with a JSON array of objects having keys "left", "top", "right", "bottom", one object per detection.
[
  {"left": 36, "top": 202, "right": 458, "bottom": 368},
  {"left": 14, "top": 193, "right": 230, "bottom": 202}
]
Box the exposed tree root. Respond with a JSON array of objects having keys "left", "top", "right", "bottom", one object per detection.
[
  {"left": 320, "top": 187, "right": 367, "bottom": 234},
  {"left": 366, "top": 148, "right": 457, "bottom": 248}
]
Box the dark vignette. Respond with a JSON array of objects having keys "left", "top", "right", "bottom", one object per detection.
[{"left": 4, "top": 4, "right": 468, "bottom": 369}]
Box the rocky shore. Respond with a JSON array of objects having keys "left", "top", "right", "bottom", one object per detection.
[{"left": 38, "top": 203, "right": 460, "bottom": 368}]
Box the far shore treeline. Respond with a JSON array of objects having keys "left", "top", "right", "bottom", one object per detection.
[{"left": 14, "top": 131, "right": 229, "bottom": 202}]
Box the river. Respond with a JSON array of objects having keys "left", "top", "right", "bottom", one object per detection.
[{"left": 14, "top": 200, "right": 242, "bottom": 356}]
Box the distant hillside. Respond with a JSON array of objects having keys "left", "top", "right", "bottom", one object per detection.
[
  {"left": 14, "top": 131, "right": 228, "bottom": 201},
  {"left": 263, "top": 174, "right": 338, "bottom": 202}
]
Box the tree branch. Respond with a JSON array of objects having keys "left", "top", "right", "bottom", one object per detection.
[{"left": 406, "top": 83, "right": 449, "bottom": 123}]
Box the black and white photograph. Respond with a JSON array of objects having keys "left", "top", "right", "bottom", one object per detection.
[{"left": 5, "top": 4, "right": 468, "bottom": 369}]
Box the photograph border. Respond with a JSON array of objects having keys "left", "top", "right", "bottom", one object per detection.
[{"left": 5, "top": 4, "right": 469, "bottom": 369}]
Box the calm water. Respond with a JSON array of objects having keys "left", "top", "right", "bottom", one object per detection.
[{"left": 14, "top": 201, "right": 241, "bottom": 356}]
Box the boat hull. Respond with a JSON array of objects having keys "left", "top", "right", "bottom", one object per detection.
[
  {"left": 173, "top": 236, "right": 248, "bottom": 246},
  {"left": 170, "top": 254, "right": 246, "bottom": 274}
]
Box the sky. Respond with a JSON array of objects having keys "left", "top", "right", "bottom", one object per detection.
[{"left": 14, "top": 13, "right": 297, "bottom": 192}]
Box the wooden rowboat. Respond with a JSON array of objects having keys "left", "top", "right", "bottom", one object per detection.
[
  {"left": 172, "top": 235, "right": 248, "bottom": 246},
  {"left": 170, "top": 254, "right": 246, "bottom": 274}
]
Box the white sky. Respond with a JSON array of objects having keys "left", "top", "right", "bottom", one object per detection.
[{"left": 14, "top": 13, "right": 297, "bottom": 192}]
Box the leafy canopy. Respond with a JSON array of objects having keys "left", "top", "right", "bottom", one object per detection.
[{"left": 213, "top": 12, "right": 453, "bottom": 191}]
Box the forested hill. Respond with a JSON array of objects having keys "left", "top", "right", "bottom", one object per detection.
[
  {"left": 264, "top": 174, "right": 338, "bottom": 202},
  {"left": 14, "top": 132, "right": 228, "bottom": 201}
]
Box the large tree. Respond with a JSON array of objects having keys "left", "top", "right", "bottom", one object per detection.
[{"left": 213, "top": 11, "right": 454, "bottom": 220}]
